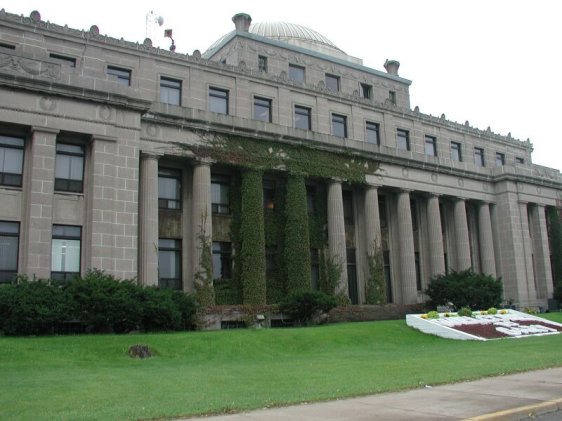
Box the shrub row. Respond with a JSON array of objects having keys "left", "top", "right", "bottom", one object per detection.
[{"left": 0, "top": 270, "right": 197, "bottom": 336}]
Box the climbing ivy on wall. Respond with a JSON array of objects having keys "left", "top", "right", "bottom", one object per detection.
[
  {"left": 194, "top": 214, "right": 215, "bottom": 306},
  {"left": 240, "top": 170, "right": 266, "bottom": 305},
  {"left": 365, "top": 242, "right": 386, "bottom": 305},
  {"left": 264, "top": 179, "right": 287, "bottom": 304},
  {"left": 547, "top": 207, "right": 562, "bottom": 300},
  {"left": 283, "top": 175, "right": 312, "bottom": 293}
]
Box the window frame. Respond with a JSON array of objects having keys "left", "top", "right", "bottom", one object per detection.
[
  {"left": 159, "top": 76, "right": 182, "bottom": 106},
  {"left": 209, "top": 86, "right": 229, "bottom": 115},
  {"left": 474, "top": 147, "right": 485, "bottom": 167},
  {"left": 51, "top": 224, "right": 81, "bottom": 282},
  {"left": 107, "top": 65, "right": 131, "bottom": 86},
  {"left": 495, "top": 152, "right": 506, "bottom": 166},
  {"left": 0, "top": 135, "right": 24, "bottom": 187},
  {"left": 158, "top": 238, "right": 182, "bottom": 289},
  {"left": 331, "top": 113, "right": 348, "bottom": 138},
  {"left": 515, "top": 156, "right": 525, "bottom": 164},
  {"left": 424, "top": 135, "right": 437, "bottom": 156},
  {"left": 360, "top": 83, "right": 372, "bottom": 99},
  {"left": 49, "top": 53, "right": 76, "bottom": 67},
  {"left": 451, "top": 141, "right": 462, "bottom": 162},
  {"left": 365, "top": 121, "right": 380, "bottom": 145},
  {"left": 253, "top": 96, "right": 272, "bottom": 122},
  {"left": 396, "top": 129, "right": 410, "bottom": 151},
  {"left": 211, "top": 174, "right": 230, "bottom": 215},
  {"left": 0, "top": 221, "right": 19, "bottom": 283},
  {"left": 294, "top": 105, "right": 312, "bottom": 131},
  {"left": 258, "top": 55, "right": 268, "bottom": 72},
  {"left": 158, "top": 168, "right": 182, "bottom": 210},
  {"left": 288, "top": 64, "right": 305, "bottom": 83},
  {"left": 325, "top": 73, "right": 340, "bottom": 92},
  {"left": 54, "top": 142, "right": 85, "bottom": 193},
  {"left": 212, "top": 241, "right": 232, "bottom": 281}
]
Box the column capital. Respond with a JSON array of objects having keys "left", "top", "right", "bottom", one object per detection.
[
  {"left": 399, "top": 188, "right": 413, "bottom": 195},
  {"left": 365, "top": 182, "right": 381, "bottom": 189},
  {"left": 329, "top": 176, "right": 345, "bottom": 184},
  {"left": 140, "top": 151, "right": 163, "bottom": 160},
  {"left": 31, "top": 126, "right": 60, "bottom": 135},
  {"left": 193, "top": 156, "right": 216, "bottom": 166},
  {"left": 427, "top": 192, "right": 442, "bottom": 199}
]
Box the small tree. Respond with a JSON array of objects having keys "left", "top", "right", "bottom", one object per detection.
[{"left": 279, "top": 290, "right": 337, "bottom": 326}]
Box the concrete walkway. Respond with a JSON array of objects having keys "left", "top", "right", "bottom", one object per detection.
[{"left": 181, "top": 367, "right": 562, "bottom": 420}]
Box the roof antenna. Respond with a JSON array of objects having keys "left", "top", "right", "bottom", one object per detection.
[{"left": 164, "top": 29, "right": 176, "bottom": 52}]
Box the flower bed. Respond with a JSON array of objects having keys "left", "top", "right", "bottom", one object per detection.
[{"left": 406, "top": 310, "right": 562, "bottom": 341}]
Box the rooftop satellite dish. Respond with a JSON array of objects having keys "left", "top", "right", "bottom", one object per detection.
[{"left": 157, "top": 16, "right": 164, "bottom": 26}]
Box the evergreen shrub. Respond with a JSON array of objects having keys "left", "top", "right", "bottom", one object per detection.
[{"left": 279, "top": 289, "right": 337, "bottom": 326}]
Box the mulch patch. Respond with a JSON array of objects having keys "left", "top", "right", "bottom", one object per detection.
[{"left": 452, "top": 319, "right": 562, "bottom": 339}]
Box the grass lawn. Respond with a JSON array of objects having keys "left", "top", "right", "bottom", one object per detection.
[{"left": 1, "top": 313, "right": 562, "bottom": 420}]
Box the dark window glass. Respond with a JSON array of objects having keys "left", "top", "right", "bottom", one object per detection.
[
  {"left": 263, "top": 180, "right": 276, "bottom": 210},
  {"left": 51, "top": 225, "right": 81, "bottom": 282},
  {"left": 515, "top": 157, "right": 525, "bottom": 164},
  {"left": 425, "top": 135, "right": 437, "bottom": 156},
  {"left": 451, "top": 142, "right": 462, "bottom": 161},
  {"left": 253, "top": 97, "right": 272, "bottom": 122},
  {"left": 49, "top": 53, "right": 76, "bottom": 67},
  {"left": 474, "top": 147, "right": 485, "bottom": 167},
  {"left": 396, "top": 129, "right": 410, "bottom": 151},
  {"left": 0, "top": 221, "right": 19, "bottom": 283},
  {"left": 0, "top": 43, "right": 15, "bottom": 50},
  {"left": 212, "top": 174, "right": 230, "bottom": 214},
  {"left": 366, "top": 122, "right": 380, "bottom": 145},
  {"left": 158, "top": 168, "right": 181, "bottom": 210},
  {"left": 55, "top": 143, "right": 84, "bottom": 193},
  {"left": 160, "top": 77, "right": 181, "bottom": 105},
  {"left": 209, "top": 87, "right": 229, "bottom": 115},
  {"left": 306, "top": 186, "right": 316, "bottom": 214},
  {"left": 383, "top": 250, "right": 393, "bottom": 303},
  {"left": 495, "top": 152, "right": 506, "bottom": 166},
  {"left": 389, "top": 91, "right": 396, "bottom": 104},
  {"left": 379, "top": 196, "right": 388, "bottom": 229},
  {"left": 360, "top": 83, "right": 372, "bottom": 99},
  {"left": 411, "top": 200, "right": 418, "bottom": 231},
  {"left": 158, "top": 238, "right": 182, "bottom": 289},
  {"left": 325, "top": 74, "right": 340, "bottom": 92},
  {"left": 212, "top": 242, "right": 232, "bottom": 280},
  {"left": 0, "top": 135, "right": 24, "bottom": 187},
  {"left": 310, "top": 248, "right": 319, "bottom": 290},
  {"left": 107, "top": 66, "right": 131, "bottom": 86},
  {"left": 415, "top": 252, "right": 422, "bottom": 291},
  {"left": 258, "top": 55, "right": 268, "bottom": 72},
  {"left": 343, "top": 190, "right": 354, "bottom": 225},
  {"left": 289, "top": 64, "right": 305, "bottom": 83},
  {"left": 332, "top": 114, "right": 347, "bottom": 138},
  {"left": 347, "top": 249, "right": 358, "bottom": 304},
  {"left": 294, "top": 105, "right": 311, "bottom": 130}
]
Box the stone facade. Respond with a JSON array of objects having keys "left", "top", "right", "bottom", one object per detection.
[{"left": 0, "top": 9, "right": 560, "bottom": 309}]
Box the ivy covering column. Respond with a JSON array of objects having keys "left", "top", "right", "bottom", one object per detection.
[
  {"left": 240, "top": 170, "right": 266, "bottom": 304},
  {"left": 284, "top": 175, "right": 311, "bottom": 292}
]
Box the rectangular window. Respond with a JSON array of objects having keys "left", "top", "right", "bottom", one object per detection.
[
  {"left": 0, "top": 43, "right": 15, "bottom": 50},
  {"left": 158, "top": 238, "right": 182, "bottom": 289},
  {"left": 258, "top": 55, "right": 268, "bottom": 72},
  {"left": 411, "top": 200, "right": 418, "bottom": 231},
  {"left": 49, "top": 53, "right": 76, "bottom": 67},
  {"left": 209, "top": 87, "right": 229, "bottom": 115},
  {"left": 396, "top": 129, "right": 410, "bottom": 151},
  {"left": 389, "top": 91, "right": 396, "bottom": 105},
  {"left": 379, "top": 196, "right": 388, "bottom": 229},
  {"left": 310, "top": 248, "right": 319, "bottom": 290},
  {"left": 451, "top": 141, "right": 462, "bottom": 162},
  {"left": 383, "top": 250, "right": 393, "bottom": 303},
  {"left": 289, "top": 64, "right": 305, "bottom": 83},
  {"left": 253, "top": 96, "right": 272, "bottom": 122},
  {"left": 107, "top": 66, "right": 131, "bottom": 86},
  {"left": 515, "top": 157, "right": 525, "bottom": 164},
  {"left": 325, "top": 74, "right": 340, "bottom": 92},
  {"left": 366, "top": 122, "right": 380, "bottom": 145},
  {"left": 495, "top": 152, "right": 506, "bottom": 166},
  {"left": 415, "top": 252, "right": 422, "bottom": 291},
  {"left": 306, "top": 185, "right": 316, "bottom": 214},
  {"left": 294, "top": 105, "right": 311, "bottom": 130},
  {"left": 425, "top": 135, "right": 437, "bottom": 156},
  {"left": 360, "top": 83, "right": 372, "bottom": 99},
  {"left": 211, "top": 174, "right": 230, "bottom": 214},
  {"left": 160, "top": 76, "right": 181, "bottom": 105},
  {"left": 158, "top": 168, "right": 181, "bottom": 210},
  {"left": 55, "top": 143, "right": 84, "bottom": 193},
  {"left": 343, "top": 190, "right": 354, "bottom": 225},
  {"left": 0, "top": 135, "right": 24, "bottom": 187},
  {"left": 212, "top": 242, "right": 232, "bottom": 280},
  {"left": 347, "top": 249, "right": 358, "bottom": 304},
  {"left": 474, "top": 147, "right": 485, "bottom": 167},
  {"left": 51, "top": 225, "right": 81, "bottom": 282},
  {"left": 0, "top": 221, "right": 19, "bottom": 283},
  {"left": 331, "top": 113, "right": 347, "bottom": 138},
  {"left": 263, "top": 179, "right": 276, "bottom": 210}
]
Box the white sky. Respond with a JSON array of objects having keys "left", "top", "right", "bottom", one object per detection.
[{"left": 4, "top": 0, "right": 561, "bottom": 171}]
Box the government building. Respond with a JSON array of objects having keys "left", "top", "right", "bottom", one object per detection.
[{"left": 0, "top": 9, "right": 560, "bottom": 311}]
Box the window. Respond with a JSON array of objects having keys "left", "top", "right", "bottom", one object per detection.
[
  {"left": 107, "top": 66, "right": 131, "bottom": 86},
  {"left": 379, "top": 196, "right": 388, "bottom": 229},
  {"left": 383, "top": 250, "right": 393, "bottom": 303},
  {"left": 158, "top": 238, "right": 181, "bottom": 289},
  {"left": 253, "top": 96, "right": 272, "bottom": 122},
  {"left": 451, "top": 141, "right": 462, "bottom": 162},
  {"left": 158, "top": 168, "right": 181, "bottom": 210},
  {"left": 0, "top": 221, "right": 19, "bottom": 283},
  {"left": 474, "top": 147, "right": 485, "bottom": 167},
  {"left": 306, "top": 186, "right": 316, "bottom": 214},
  {"left": 51, "top": 225, "right": 81, "bottom": 282},
  {"left": 160, "top": 77, "right": 181, "bottom": 105},
  {"left": 0, "top": 135, "right": 24, "bottom": 187},
  {"left": 211, "top": 174, "right": 230, "bottom": 214},
  {"left": 343, "top": 190, "right": 354, "bottom": 225},
  {"left": 425, "top": 135, "right": 437, "bottom": 156},
  {"left": 347, "top": 249, "right": 358, "bottom": 304},
  {"left": 212, "top": 242, "right": 232, "bottom": 280},
  {"left": 294, "top": 105, "right": 311, "bottom": 130},
  {"left": 415, "top": 252, "right": 422, "bottom": 291},
  {"left": 389, "top": 91, "right": 396, "bottom": 105},
  {"left": 289, "top": 64, "right": 305, "bottom": 83},
  {"left": 55, "top": 143, "right": 84, "bottom": 193},
  {"left": 325, "top": 74, "right": 340, "bottom": 92},
  {"left": 310, "top": 248, "right": 319, "bottom": 290},
  {"left": 49, "top": 53, "right": 76, "bottom": 67},
  {"left": 360, "top": 83, "right": 372, "bottom": 99},
  {"left": 0, "top": 43, "right": 15, "bottom": 50},
  {"left": 263, "top": 180, "right": 276, "bottom": 210},
  {"left": 396, "top": 129, "right": 410, "bottom": 151},
  {"left": 366, "top": 122, "right": 380, "bottom": 145},
  {"left": 331, "top": 113, "right": 347, "bottom": 138},
  {"left": 515, "top": 157, "right": 525, "bottom": 164},
  {"left": 411, "top": 200, "right": 418, "bottom": 231},
  {"left": 258, "top": 55, "right": 268, "bottom": 72},
  {"left": 495, "top": 152, "right": 506, "bottom": 166},
  {"left": 209, "top": 87, "right": 229, "bottom": 115}
]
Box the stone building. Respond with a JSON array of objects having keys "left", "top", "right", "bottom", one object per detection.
[{"left": 0, "top": 9, "right": 560, "bottom": 310}]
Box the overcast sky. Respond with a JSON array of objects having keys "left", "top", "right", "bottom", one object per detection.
[{"left": 5, "top": 0, "right": 561, "bottom": 171}]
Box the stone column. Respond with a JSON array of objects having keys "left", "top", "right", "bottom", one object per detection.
[
  {"left": 427, "top": 194, "right": 445, "bottom": 277},
  {"left": 364, "top": 184, "right": 381, "bottom": 254},
  {"left": 138, "top": 152, "right": 160, "bottom": 286},
  {"left": 397, "top": 189, "right": 417, "bottom": 304},
  {"left": 530, "top": 205, "right": 554, "bottom": 299},
  {"left": 478, "top": 202, "right": 497, "bottom": 277},
  {"left": 519, "top": 201, "right": 537, "bottom": 302},
  {"left": 327, "top": 179, "right": 348, "bottom": 296},
  {"left": 21, "top": 126, "right": 59, "bottom": 280},
  {"left": 453, "top": 198, "right": 472, "bottom": 271},
  {"left": 192, "top": 159, "right": 213, "bottom": 281}
]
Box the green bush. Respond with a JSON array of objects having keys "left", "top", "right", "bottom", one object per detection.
[
  {"left": 425, "top": 269, "right": 503, "bottom": 310},
  {"left": 426, "top": 311, "right": 440, "bottom": 319},
  {"left": 170, "top": 290, "right": 198, "bottom": 330},
  {"left": 457, "top": 307, "right": 473, "bottom": 317},
  {"left": 487, "top": 307, "right": 498, "bottom": 315},
  {"left": 139, "top": 287, "right": 182, "bottom": 332},
  {"left": 279, "top": 289, "right": 338, "bottom": 326}
]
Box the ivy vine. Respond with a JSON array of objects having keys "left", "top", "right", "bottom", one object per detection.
[
  {"left": 365, "top": 241, "right": 386, "bottom": 305},
  {"left": 194, "top": 213, "right": 215, "bottom": 306}
]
